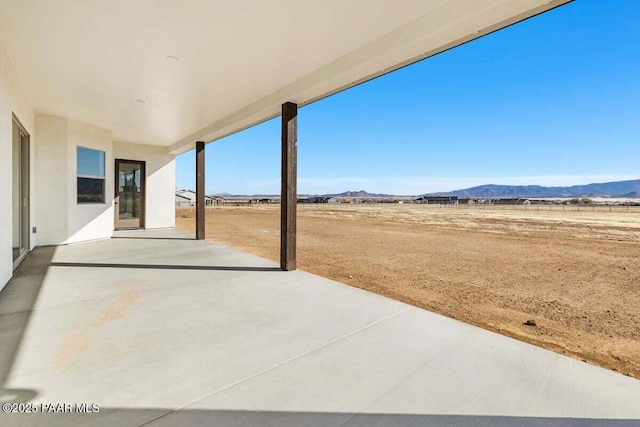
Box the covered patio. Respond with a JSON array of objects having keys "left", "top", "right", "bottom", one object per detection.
[
  {"left": 2, "top": 1, "right": 640, "bottom": 425},
  {"left": 1, "top": 230, "right": 639, "bottom": 426},
  {"left": 1, "top": 0, "right": 577, "bottom": 286}
]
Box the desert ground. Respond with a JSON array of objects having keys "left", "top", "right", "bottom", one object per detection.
[{"left": 176, "top": 204, "right": 640, "bottom": 379}]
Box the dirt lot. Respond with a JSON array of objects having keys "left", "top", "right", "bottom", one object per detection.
[{"left": 176, "top": 204, "right": 640, "bottom": 378}]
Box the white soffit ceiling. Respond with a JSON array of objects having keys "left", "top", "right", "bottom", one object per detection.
[{"left": 0, "top": 0, "right": 571, "bottom": 153}]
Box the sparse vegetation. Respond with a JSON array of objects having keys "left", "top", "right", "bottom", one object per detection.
[{"left": 177, "top": 205, "right": 640, "bottom": 378}]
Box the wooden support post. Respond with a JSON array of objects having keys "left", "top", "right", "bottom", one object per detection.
[
  {"left": 281, "top": 102, "right": 297, "bottom": 271},
  {"left": 195, "top": 141, "right": 205, "bottom": 240}
]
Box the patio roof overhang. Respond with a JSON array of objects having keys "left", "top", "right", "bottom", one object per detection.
[{"left": 0, "top": 0, "right": 570, "bottom": 154}]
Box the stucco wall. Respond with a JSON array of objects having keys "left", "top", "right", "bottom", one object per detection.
[
  {"left": 1, "top": 38, "right": 174, "bottom": 290},
  {"left": 0, "top": 39, "right": 35, "bottom": 291},
  {"left": 35, "top": 116, "right": 114, "bottom": 245},
  {"left": 2, "top": 34, "right": 175, "bottom": 290},
  {"left": 113, "top": 142, "right": 175, "bottom": 229},
  {"left": 34, "top": 122, "right": 175, "bottom": 246},
  {"left": 66, "top": 120, "right": 114, "bottom": 244},
  {"left": 35, "top": 115, "right": 68, "bottom": 245}
]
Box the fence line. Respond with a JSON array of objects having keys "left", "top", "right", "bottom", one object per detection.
[
  {"left": 178, "top": 202, "right": 640, "bottom": 214},
  {"left": 294, "top": 202, "right": 640, "bottom": 213}
]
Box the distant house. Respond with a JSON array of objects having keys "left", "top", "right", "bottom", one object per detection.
[
  {"left": 296, "top": 196, "right": 339, "bottom": 204},
  {"left": 485, "top": 198, "right": 538, "bottom": 205},
  {"left": 493, "top": 198, "right": 525, "bottom": 205},
  {"left": 175, "top": 193, "right": 192, "bottom": 207},
  {"left": 175, "top": 190, "right": 215, "bottom": 206},
  {"left": 414, "top": 196, "right": 458, "bottom": 204}
]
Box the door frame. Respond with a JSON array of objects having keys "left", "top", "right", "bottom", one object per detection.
[
  {"left": 12, "top": 114, "right": 30, "bottom": 271},
  {"left": 114, "top": 158, "right": 146, "bottom": 230}
]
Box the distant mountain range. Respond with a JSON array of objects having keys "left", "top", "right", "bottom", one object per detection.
[
  {"left": 208, "top": 179, "right": 640, "bottom": 199},
  {"left": 425, "top": 179, "right": 640, "bottom": 198}
]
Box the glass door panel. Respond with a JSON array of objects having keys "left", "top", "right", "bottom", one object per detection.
[
  {"left": 12, "top": 120, "right": 20, "bottom": 262},
  {"left": 12, "top": 117, "right": 29, "bottom": 268},
  {"left": 114, "top": 160, "right": 145, "bottom": 229}
]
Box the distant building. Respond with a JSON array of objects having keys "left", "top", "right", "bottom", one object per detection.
[
  {"left": 175, "top": 193, "right": 192, "bottom": 207},
  {"left": 493, "top": 198, "right": 527, "bottom": 205},
  {"left": 297, "top": 196, "right": 339, "bottom": 204},
  {"left": 414, "top": 196, "right": 458, "bottom": 204},
  {"left": 175, "top": 189, "right": 215, "bottom": 206}
]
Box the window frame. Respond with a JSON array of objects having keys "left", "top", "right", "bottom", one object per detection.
[{"left": 76, "top": 146, "right": 106, "bottom": 204}]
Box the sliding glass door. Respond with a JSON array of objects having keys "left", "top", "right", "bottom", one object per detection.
[{"left": 12, "top": 116, "right": 30, "bottom": 269}]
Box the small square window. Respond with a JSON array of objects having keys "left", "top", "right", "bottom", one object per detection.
[{"left": 77, "top": 147, "right": 105, "bottom": 203}]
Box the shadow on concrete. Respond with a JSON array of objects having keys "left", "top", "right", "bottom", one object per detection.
[
  {"left": 49, "top": 262, "right": 281, "bottom": 272},
  {"left": 0, "top": 247, "right": 56, "bottom": 405},
  {"left": 0, "top": 408, "right": 638, "bottom": 427},
  {"left": 142, "top": 410, "right": 640, "bottom": 427},
  {"left": 111, "top": 236, "right": 196, "bottom": 241},
  {"left": 1, "top": 250, "right": 640, "bottom": 426}
]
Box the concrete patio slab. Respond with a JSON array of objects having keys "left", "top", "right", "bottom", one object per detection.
[{"left": 1, "top": 229, "right": 639, "bottom": 426}]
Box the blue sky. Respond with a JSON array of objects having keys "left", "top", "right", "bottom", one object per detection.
[{"left": 176, "top": 1, "right": 640, "bottom": 195}]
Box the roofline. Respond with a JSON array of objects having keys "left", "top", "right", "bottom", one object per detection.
[{"left": 168, "top": 0, "right": 572, "bottom": 155}]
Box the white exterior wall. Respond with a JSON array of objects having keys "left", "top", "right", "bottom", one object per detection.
[
  {"left": 35, "top": 116, "right": 114, "bottom": 245},
  {"left": 0, "top": 39, "right": 35, "bottom": 290},
  {"left": 34, "top": 116, "right": 68, "bottom": 244},
  {"left": 1, "top": 42, "right": 174, "bottom": 290},
  {"left": 113, "top": 142, "right": 175, "bottom": 229},
  {"left": 66, "top": 120, "right": 114, "bottom": 244},
  {"left": 34, "top": 120, "right": 176, "bottom": 245}
]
